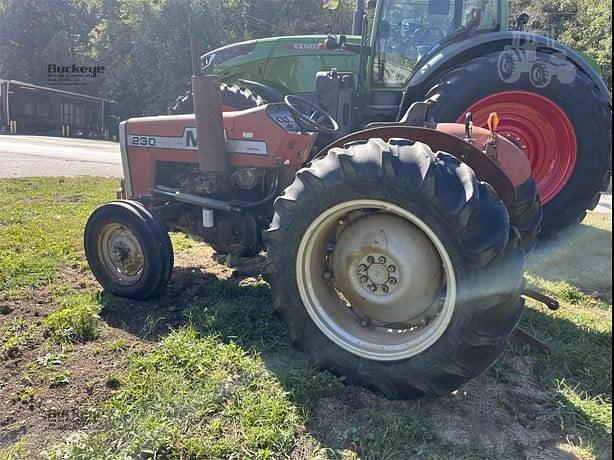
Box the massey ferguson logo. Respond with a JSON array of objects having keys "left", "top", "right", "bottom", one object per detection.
[{"left": 129, "top": 128, "right": 268, "bottom": 155}]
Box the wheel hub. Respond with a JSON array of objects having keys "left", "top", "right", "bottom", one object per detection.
[
  {"left": 332, "top": 214, "right": 443, "bottom": 324},
  {"left": 99, "top": 224, "right": 144, "bottom": 285},
  {"left": 357, "top": 254, "right": 398, "bottom": 295}
]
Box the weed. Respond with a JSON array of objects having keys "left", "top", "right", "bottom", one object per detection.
[
  {"left": 44, "top": 295, "right": 100, "bottom": 343},
  {"left": 0, "top": 318, "right": 34, "bottom": 357},
  {"left": 108, "top": 338, "right": 128, "bottom": 352}
]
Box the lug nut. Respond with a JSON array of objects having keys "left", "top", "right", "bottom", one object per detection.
[
  {"left": 367, "top": 256, "right": 375, "bottom": 264},
  {"left": 378, "top": 256, "right": 386, "bottom": 263},
  {"left": 360, "top": 276, "right": 368, "bottom": 283},
  {"left": 382, "top": 285, "right": 389, "bottom": 293},
  {"left": 388, "top": 265, "right": 396, "bottom": 273},
  {"left": 368, "top": 284, "right": 377, "bottom": 292},
  {"left": 389, "top": 278, "right": 397, "bottom": 285},
  {"left": 358, "top": 264, "right": 367, "bottom": 272}
]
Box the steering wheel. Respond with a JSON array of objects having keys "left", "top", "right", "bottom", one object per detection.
[{"left": 284, "top": 95, "right": 339, "bottom": 134}]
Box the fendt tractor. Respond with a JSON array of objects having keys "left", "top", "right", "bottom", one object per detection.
[
  {"left": 171, "top": 0, "right": 612, "bottom": 237},
  {"left": 84, "top": 18, "right": 561, "bottom": 396}
]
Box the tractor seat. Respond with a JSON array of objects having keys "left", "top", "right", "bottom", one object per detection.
[{"left": 366, "top": 100, "right": 434, "bottom": 129}]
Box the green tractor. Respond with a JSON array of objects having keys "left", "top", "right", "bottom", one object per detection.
[{"left": 171, "top": 0, "right": 611, "bottom": 236}]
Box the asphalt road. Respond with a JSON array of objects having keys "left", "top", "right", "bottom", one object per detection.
[
  {"left": 0, "top": 135, "right": 122, "bottom": 178},
  {"left": 0, "top": 135, "right": 611, "bottom": 214}
]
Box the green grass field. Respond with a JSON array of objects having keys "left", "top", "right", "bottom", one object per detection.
[{"left": 0, "top": 177, "right": 611, "bottom": 459}]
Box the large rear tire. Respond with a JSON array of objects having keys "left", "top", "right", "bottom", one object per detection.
[
  {"left": 425, "top": 52, "right": 611, "bottom": 236},
  {"left": 169, "top": 82, "right": 265, "bottom": 114},
  {"left": 84, "top": 200, "right": 174, "bottom": 300},
  {"left": 264, "top": 138, "right": 525, "bottom": 399}
]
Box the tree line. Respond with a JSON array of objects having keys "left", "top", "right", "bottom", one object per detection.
[{"left": 0, "top": 0, "right": 610, "bottom": 122}]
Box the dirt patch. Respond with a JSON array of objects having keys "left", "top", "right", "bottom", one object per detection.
[
  {"left": 428, "top": 357, "right": 570, "bottom": 459},
  {"left": 0, "top": 291, "right": 145, "bottom": 457}
]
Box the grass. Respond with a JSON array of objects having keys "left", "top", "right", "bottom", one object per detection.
[
  {"left": 43, "top": 294, "right": 101, "bottom": 343},
  {"left": 0, "top": 318, "right": 34, "bottom": 357},
  {"left": 44, "top": 328, "right": 301, "bottom": 459},
  {"left": 0, "top": 177, "right": 611, "bottom": 459}
]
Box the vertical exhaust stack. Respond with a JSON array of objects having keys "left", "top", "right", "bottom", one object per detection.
[
  {"left": 190, "top": 38, "right": 228, "bottom": 190},
  {"left": 352, "top": 0, "right": 366, "bottom": 35}
]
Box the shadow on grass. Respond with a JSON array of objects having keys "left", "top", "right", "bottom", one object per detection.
[
  {"left": 528, "top": 221, "right": 612, "bottom": 301},
  {"left": 97, "top": 259, "right": 612, "bottom": 458}
]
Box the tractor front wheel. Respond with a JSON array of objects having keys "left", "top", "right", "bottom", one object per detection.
[
  {"left": 264, "top": 138, "right": 525, "bottom": 399},
  {"left": 426, "top": 52, "right": 611, "bottom": 236},
  {"left": 84, "top": 200, "right": 174, "bottom": 300}
]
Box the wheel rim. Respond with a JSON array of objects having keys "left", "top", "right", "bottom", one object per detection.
[
  {"left": 460, "top": 91, "right": 577, "bottom": 204},
  {"left": 296, "top": 199, "right": 457, "bottom": 361},
  {"left": 98, "top": 223, "right": 144, "bottom": 286}
]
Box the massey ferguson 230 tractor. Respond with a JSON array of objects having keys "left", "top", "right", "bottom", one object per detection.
[
  {"left": 171, "top": 0, "right": 612, "bottom": 238},
  {"left": 84, "top": 41, "right": 554, "bottom": 397}
]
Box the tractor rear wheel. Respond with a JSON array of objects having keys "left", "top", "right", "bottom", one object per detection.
[
  {"left": 84, "top": 200, "right": 174, "bottom": 300},
  {"left": 264, "top": 138, "right": 525, "bottom": 399},
  {"left": 169, "top": 83, "right": 265, "bottom": 114},
  {"left": 425, "top": 52, "right": 611, "bottom": 236}
]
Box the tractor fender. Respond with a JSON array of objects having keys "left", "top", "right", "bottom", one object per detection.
[
  {"left": 406, "top": 31, "right": 611, "bottom": 106},
  {"left": 316, "top": 125, "right": 532, "bottom": 210}
]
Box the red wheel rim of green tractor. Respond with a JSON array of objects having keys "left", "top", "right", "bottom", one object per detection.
[{"left": 459, "top": 91, "right": 577, "bottom": 204}]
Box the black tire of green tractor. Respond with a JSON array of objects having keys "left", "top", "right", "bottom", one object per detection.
[
  {"left": 263, "top": 138, "right": 525, "bottom": 399},
  {"left": 169, "top": 83, "right": 265, "bottom": 114},
  {"left": 425, "top": 52, "right": 612, "bottom": 237},
  {"left": 84, "top": 200, "right": 174, "bottom": 300}
]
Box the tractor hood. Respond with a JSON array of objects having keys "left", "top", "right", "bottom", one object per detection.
[{"left": 201, "top": 35, "right": 361, "bottom": 93}]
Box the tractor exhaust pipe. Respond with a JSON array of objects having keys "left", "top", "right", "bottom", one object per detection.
[
  {"left": 190, "top": 38, "right": 228, "bottom": 185},
  {"left": 352, "top": 0, "right": 366, "bottom": 35}
]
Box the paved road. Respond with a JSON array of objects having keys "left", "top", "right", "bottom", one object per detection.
[
  {"left": 0, "top": 135, "right": 122, "bottom": 178},
  {"left": 0, "top": 135, "right": 611, "bottom": 214}
]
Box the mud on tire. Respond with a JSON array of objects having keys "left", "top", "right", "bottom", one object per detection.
[{"left": 264, "top": 138, "right": 525, "bottom": 399}]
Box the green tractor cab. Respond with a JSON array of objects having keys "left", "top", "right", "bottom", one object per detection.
[{"left": 171, "top": 0, "right": 611, "bottom": 236}]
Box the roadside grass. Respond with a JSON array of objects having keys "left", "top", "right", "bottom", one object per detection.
[{"left": 0, "top": 177, "right": 611, "bottom": 459}]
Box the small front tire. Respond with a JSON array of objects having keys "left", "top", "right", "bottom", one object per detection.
[{"left": 84, "top": 200, "right": 174, "bottom": 300}]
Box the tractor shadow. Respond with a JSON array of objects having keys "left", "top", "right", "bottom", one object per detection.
[
  {"left": 527, "top": 217, "right": 612, "bottom": 301},
  {"left": 97, "top": 219, "right": 612, "bottom": 458}
]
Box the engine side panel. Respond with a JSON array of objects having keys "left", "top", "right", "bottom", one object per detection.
[{"left": 122, "top": 106, "right": 317, "bottom": 197}]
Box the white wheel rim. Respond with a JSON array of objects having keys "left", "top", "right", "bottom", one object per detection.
[
  {"left": 296, "top": 199, "right": 457, "bottom": 361},
  {"left": 98, "top": 223, "right": 144, "bottom": 286}
]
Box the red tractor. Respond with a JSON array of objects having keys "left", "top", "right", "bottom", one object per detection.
[{"left": 85, "top": 67, "right": 546, "bottom": 398}]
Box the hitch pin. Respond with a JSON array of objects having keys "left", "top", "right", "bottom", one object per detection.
[{"left": 522, "top": 288, "right": 560, "bottom": 311}]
